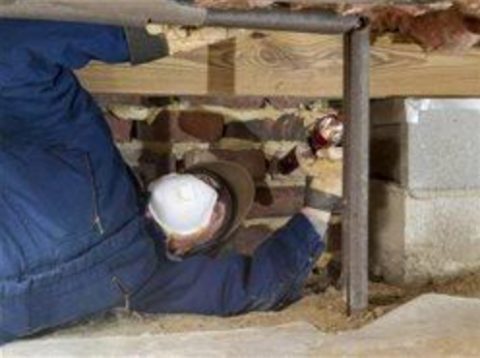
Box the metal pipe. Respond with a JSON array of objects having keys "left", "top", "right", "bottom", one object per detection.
[
  {"left": 342, "top": 19, "right": 370, "bottom": 314},
  {"left": 0, "top": 0, "right": 208, "bottom": 27},
  {"left": 0, "top": 1, "right": 360, "bottom": 33},
  {"left": 205, "top": 8, "right": 360, "bottom": 34}
]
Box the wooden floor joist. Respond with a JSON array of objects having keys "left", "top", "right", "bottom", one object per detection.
[{"left": 77, "top": 32, "right": 480, "bottom": 98}]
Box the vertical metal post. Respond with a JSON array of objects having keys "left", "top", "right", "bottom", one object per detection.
[{"left": 342, "top": 20, "right": 370, "bottom": 314}]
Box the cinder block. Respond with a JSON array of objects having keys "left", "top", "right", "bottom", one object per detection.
[
  {"left": 371, "top": 98, "right": 480, "bottom": 190},
  {"left": 370, "top": 180, "right": 480, "bottom": 285}
]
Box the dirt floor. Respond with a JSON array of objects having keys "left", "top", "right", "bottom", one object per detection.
[{"left": 47, "top": 270, "right": 480, "bottom": 339}]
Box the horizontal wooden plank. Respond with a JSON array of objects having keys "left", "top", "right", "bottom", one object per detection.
[{"left": 78, "top": 32, "right": 480, "bottom": 97}]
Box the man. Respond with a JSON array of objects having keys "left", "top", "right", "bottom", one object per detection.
[
  {"left": 0, "top": 19, "right": 332, "bottom": 344},
  {"left": 147, "top": 161, "right": 256, "bottom": 258}
]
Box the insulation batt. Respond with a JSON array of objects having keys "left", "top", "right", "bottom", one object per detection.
[{"left": 194, "top": 0, "right": 480, "bottom": 52}]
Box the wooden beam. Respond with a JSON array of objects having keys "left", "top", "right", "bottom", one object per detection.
[{"left": 77, "top": 32, "right": 480, "bottom": 98}]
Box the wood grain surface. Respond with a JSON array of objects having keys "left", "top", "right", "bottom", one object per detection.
[{"left": 77, "top": 31, "right": 480, "bottom": 98}]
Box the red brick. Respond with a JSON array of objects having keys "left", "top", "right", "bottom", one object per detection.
[
  {"left": 225, "top": 114, "right": 306, "bottom": 141},
  {"left": 231, "top": 225, "right": 273, "bottom": 256},
  {"left": 248, "top": 186, "right": 305, "bottom": 218},
  {"left": 137, "top": 150, "right": 176, "bottom": 183},
  {"left": 248, "top": 186, "right": 343, "bottom": 219},
  {"left": 184, "top": 149, "right": 267, "bottom": 181},
  {"left": 104, "top": 112, "right": 133, "bottom": 143},
  {"left": 135, "top": 111, "right": 169, "bottom": 141},
  {"left": 177, "top": 111, "right": 225, "bottom": 142},
  {"left": 136, "top": 110, "right": 224, "bottom": 142}
]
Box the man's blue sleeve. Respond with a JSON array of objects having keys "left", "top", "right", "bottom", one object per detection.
[
  {"left": 0, "top": 19, "right": 166, "bottom": 145},
  {"left": 131, "top": 214, "right": 325, "bottom": 316},
  {"left": 0, "top": 19, "right": 130, "bottom": 88}
]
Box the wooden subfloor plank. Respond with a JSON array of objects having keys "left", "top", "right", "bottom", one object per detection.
[{"left": 77, "top": 32, "right": 480, "bottom": 98}]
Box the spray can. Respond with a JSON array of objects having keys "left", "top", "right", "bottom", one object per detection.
[{"left": 274, "top": 113, "right": 344, "bottom": 175}]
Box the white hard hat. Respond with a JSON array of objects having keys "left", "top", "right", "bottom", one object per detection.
[{"left": 148, "top": 173, "right": 218, "bottom": 236}]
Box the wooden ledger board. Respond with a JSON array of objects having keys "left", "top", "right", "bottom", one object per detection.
[{"left": 78, "top": 32, "right": 480, "bottom": 98}]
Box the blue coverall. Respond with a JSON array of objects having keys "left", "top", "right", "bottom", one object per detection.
[{"left": 0, "top": 20, "right": 324, "bottom": 345}]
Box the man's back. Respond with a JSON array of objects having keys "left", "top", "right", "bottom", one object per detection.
[
  {"left": 0, "top": 19, "right": 326, "bottom": 346},
  {"left": 0, "top": 20, "right": 158, "bottom": 343}
]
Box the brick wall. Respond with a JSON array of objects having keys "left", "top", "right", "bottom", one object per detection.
[{"left": 99, "top": 95, "right": 341, "bottom": 256}]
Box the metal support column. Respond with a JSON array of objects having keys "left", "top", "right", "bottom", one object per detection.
[{"left": 342, "top": 20, "right": 370, "bottom": 313}]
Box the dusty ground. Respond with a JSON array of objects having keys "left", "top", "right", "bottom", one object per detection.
[{"left": 45, "top": 270, "right": 480, "bottom": 339}]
